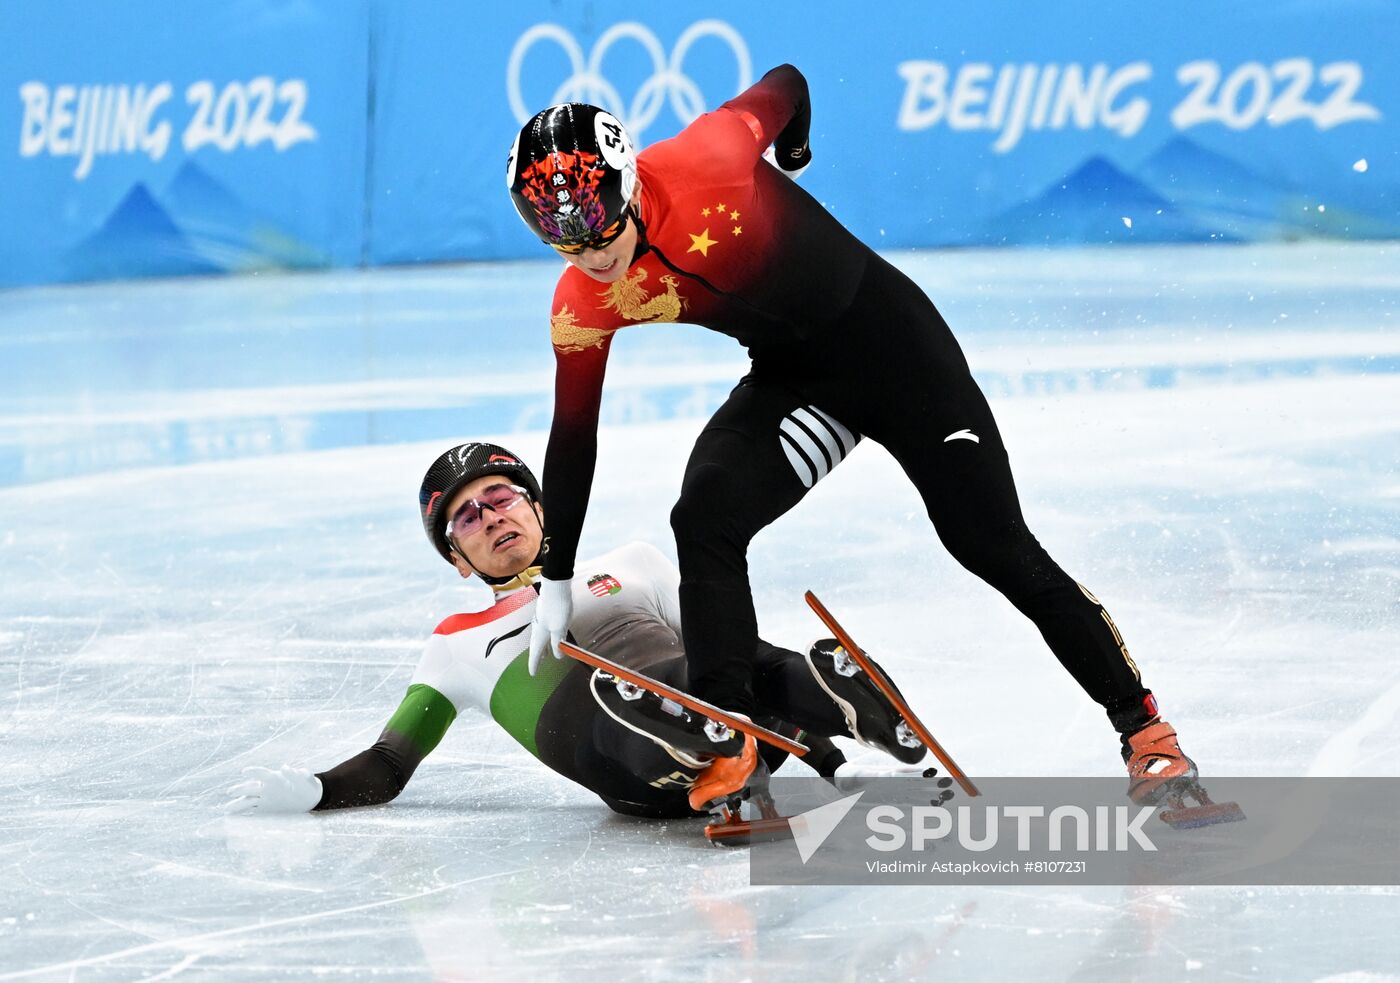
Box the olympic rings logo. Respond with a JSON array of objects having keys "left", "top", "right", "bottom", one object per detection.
[{"left": 507, "top": 20, "right": 753, "bottom": 141}]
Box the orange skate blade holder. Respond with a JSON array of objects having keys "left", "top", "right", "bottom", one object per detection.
[
  {"left": 703, "top": 796, "right": 793, "bottom": 845},
  {"left": 1157, "top": 781, "right": 1247, "bottom": 830},
  {"left": 804, "top": 591, "right": 980, "bottom": 797},
  {"left": 704, "top": 816, "right": 793, "bottom": 845}
]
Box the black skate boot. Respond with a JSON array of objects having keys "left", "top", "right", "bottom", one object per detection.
[
  {"left": 590, "top": 668, "right": 745, "bottom": 769},
  {"left": 806, "top": 638, "right": 927, "bottom": 765}
]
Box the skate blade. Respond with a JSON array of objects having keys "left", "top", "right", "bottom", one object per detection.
[
  {"left": 703, "top": 816, "right": 793, "bottom": 846},
  {"left": 1159, "top": 799, "right": 1246, "bottom": 830}
]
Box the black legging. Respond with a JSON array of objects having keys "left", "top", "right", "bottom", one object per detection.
[{"left": 671, "top": 252, "right": 1150, "bottom": 729}]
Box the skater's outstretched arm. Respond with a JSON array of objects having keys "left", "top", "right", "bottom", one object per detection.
[
  {"left": 225, "top": 681, "right": 459, "bottom": 814},
  {"left": 540, "top": 332, "right": 614, "bottom": 582},
  {"left": 226, "top": 616, "right": 499, "bottom": 815},
  {"left": 313, "top": 683, "right": 458, "bottom": 809},
  {"left": 527, "top": 319, "right": 616, "bottom": 671}
]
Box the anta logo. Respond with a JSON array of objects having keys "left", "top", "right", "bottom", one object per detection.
[
  {"left": 488, "top": 454, "right": 518, "bottom": 463},
  {"left": 425, "top": 490, "right": 443, "bottom": 516},
  {"left": 587, "top": 574, "right": 622, "bottom": 597}
]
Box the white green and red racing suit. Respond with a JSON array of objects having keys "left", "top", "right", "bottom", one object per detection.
[{"left": 314, "top": 542, "right": 846, "bottom": 817}]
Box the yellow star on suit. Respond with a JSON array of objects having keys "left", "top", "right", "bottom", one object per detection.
[{"left": 687, "top": 228, "right": 717, "bottom": 257}]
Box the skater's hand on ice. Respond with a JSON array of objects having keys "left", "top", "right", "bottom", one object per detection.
[
  {"left": 528, "top": 576, "right": 573, "bottom": 675},
  {"left": 225, "top": 765, "right": 322, "bottom": 814},
  {"left": 763, "top": 144, "right": 810, "bottom": 181}
]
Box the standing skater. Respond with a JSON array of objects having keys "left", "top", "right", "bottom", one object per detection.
[{"left": 508, "top": 65, "right": 1201, "bottom": 808}]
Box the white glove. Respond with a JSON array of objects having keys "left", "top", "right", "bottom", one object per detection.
[
  {"left": 225, "top": 764, "right": 323, "bottom": 814},
  {"left": 832, "top": 760, "right": 940, "bottom": 791},
  {"left": 528, "top": 576, "right": 574, "bottom": 675},
  {"left": 763, "top": 144, "right": 811, "bottom": 181}
]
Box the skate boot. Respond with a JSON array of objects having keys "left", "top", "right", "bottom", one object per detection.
[
  {"left": 693, "top": 744, "right": 793, "bottom": 845},
  {"left": 1124, "top": 720, "right": 1198, "bottom": 804},
  {"left": 806, "top": 639, "right": 927, "bottom": 765},
  {"left": 1124, "top": 719, "right": 1245, "bottom": 829},
  {"left": 590, "top": 668, "right": 745, "bottom": 769},
  {"left": 688, "top": 731, "right": 759, "bottom": 813}
]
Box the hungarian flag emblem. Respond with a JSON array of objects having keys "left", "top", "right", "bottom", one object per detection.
[{"left": 587, "top": 574, "right": 622, "bottom": 597}]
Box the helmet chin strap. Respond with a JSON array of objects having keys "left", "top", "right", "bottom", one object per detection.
[{"left": 629, "top": 204, "right": 650, "bottom": 264}]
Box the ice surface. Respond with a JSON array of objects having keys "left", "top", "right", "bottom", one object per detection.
[{"left": 1, "top": 242, "right": 1398, "bottom": 980}]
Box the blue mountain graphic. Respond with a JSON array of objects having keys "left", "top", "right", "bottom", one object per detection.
[
  {"left": 983, "top": 155, "right": 1230, "bottom": 246},
  {"left": 1135, "top": 136, "right": 1400, "bottom": 241},
  {"left": 1139, "top": 137, "right": 1294, "bottom": 215},
  {"left": 162, "top": 161, "right": 325, "bottom": 270},
  {"left": 165, "top": 160, "right": 250, "bottom": 229},
  {"left": 1137, "top": 136, "right": 1314, "bottom": 239},
  {"left": 66, "top": 182, "right": 222, "bottom": 281}
]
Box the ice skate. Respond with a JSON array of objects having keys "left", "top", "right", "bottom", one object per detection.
[
  {"left": 804, "top": 592, "right": 979, "bottom": 797},
  {"left": 567, "top": 640, "right": 812, "bottom": 843},
  {"left": 1124, "top": 719, "right": 1198, "bottom": 804},
  {"left": 1124, "top": 719, "right": 1244, "bottom": 829},
  {"left": 690, "top": 738, "right": 796, "bottom": 845},
  {"left": 806, "top": 638, "right": 927, "bottom": 765},
  {"left": 685, "top": 717, "right": 758, "bottom": 811},
  {"left": 590, "top": 668, "right": 745, "bottom": 768}
]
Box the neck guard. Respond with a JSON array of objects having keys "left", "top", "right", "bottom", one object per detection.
[{"left": 483, "top": 563, "right": 543, "bottom": 594}]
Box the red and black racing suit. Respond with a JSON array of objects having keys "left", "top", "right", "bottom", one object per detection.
[{"left": 540, "top": 65, "right": 1155, "bottom": 739}]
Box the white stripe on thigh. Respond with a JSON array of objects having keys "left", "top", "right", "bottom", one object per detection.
[
  {"left": 777, "top": 405, "right": 862, "bottom": 488},
  {"left": 778, "top": 430, "right": 817, "bottom": 488},
  {"left": 779, "top": 417, "right": 831, "bottom": 484}
]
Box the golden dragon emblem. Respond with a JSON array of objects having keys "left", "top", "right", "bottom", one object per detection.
[
  {"left": 550, "top": 304, "right": 611, "bottom": 354},
  {"left": 599, "top": 268, "right": 686, "bottom": 323},
  {"left": 550, "top": 268, "right": 688, "bottom": 354}
]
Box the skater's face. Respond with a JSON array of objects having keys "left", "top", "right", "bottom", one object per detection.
[
  {"left": 445, "top": 474, "right": 545, "bottom": 580},
  {"left": 554, "top": 183, "right": 643, "bottom": 284}
]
